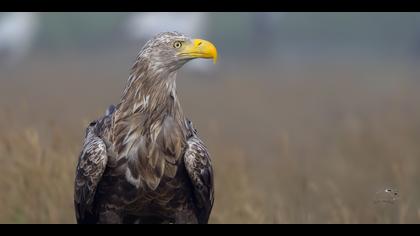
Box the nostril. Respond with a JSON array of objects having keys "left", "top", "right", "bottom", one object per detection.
[{"left": 197, "top": 42, "right": 202, "bottom": 46}]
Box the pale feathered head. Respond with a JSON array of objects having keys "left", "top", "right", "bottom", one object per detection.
[{"left": 136, "top": 31, "right": 217, "bottom": 73}]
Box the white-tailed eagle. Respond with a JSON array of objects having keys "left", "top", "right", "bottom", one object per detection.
[{"left": 74, "top": 32, "right": 216, "bottom": 224}]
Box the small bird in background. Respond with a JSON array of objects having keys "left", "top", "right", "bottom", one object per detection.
[
  {"left": 374, "top": 187, "right": 399, "bottom": 204},
  {"left": 74, "top": 32, "right": 216, "bottom": 224},
  {"left": 0, "top": 12, "right": 39, "bottom": 68},
  {"left": 123, "top": 13, "right": 215, "bottom": 74}
]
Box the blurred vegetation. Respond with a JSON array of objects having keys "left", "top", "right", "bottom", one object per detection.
[
  {"left": 1, "top": 55, "right": 420, "bottom": 223},
  {"left": 2, "top": 12, "right": 420, "bottom": 56},
  {"left": 37, "top": 13, "right": 127, "bottom": 50}
]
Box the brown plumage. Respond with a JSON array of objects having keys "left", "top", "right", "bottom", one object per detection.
[{"left": 74, "top": 32, "right": 216, "bottom": 224}]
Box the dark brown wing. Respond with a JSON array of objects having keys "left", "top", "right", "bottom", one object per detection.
[
  {"left": 74, "top": 123, "right": 108, "bottom": 224},
  {"left": 184, "top": 129, "right": 214, "bottom": 224}
]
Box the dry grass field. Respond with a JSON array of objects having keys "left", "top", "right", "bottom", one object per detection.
[{"left": 1, "top": 50, "right": 420, "bottom": 223}]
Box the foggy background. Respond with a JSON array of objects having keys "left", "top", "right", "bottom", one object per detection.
[{"left": 1, "top": 12, "right": 420, "bottom": 223}]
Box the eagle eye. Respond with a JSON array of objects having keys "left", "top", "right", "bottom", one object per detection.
[{"left": 173, "top": 41, "right": 183, "bottom": 49}]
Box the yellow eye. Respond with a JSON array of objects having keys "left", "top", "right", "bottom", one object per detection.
[{"left": 173, "top": 41, "right": 182, "bottom": 48}]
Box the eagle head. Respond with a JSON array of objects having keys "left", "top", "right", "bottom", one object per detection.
[{"left": 137, "top": 31, "right": 218, "bottom": 73}]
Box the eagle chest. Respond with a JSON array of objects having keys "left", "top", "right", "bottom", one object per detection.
[
  {"left": 118, "top": 115, "right": 188, "bottom": 193},
  {"left": 155, "top": 115, "right": 187, "bottom": 160}
]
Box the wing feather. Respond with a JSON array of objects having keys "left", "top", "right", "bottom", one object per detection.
[
  {"left": 184, "top": 123, "right": 214, "bottom": 224},
  {"left": 74, "top": 124, "right": 108, "bottom": 224}
]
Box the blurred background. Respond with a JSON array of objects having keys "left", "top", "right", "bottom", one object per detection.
[{"left": 1, "top": 12, "right": 420, "bottom": 223}]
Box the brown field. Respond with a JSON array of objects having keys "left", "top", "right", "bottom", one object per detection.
[{"left": 1, "top": 50, "right": 420, "bottom": 223}]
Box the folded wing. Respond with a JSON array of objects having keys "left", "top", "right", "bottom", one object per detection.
[
  {"left": 74, "top": 122, "right": 108, "bottom": 224},
  {"left": 184, "top": 123, "right": 214, "bottom": 224}
]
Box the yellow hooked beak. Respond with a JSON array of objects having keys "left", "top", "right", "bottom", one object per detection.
[{"left": 178, "top": 39, "right": 218, "bottom": 64}]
